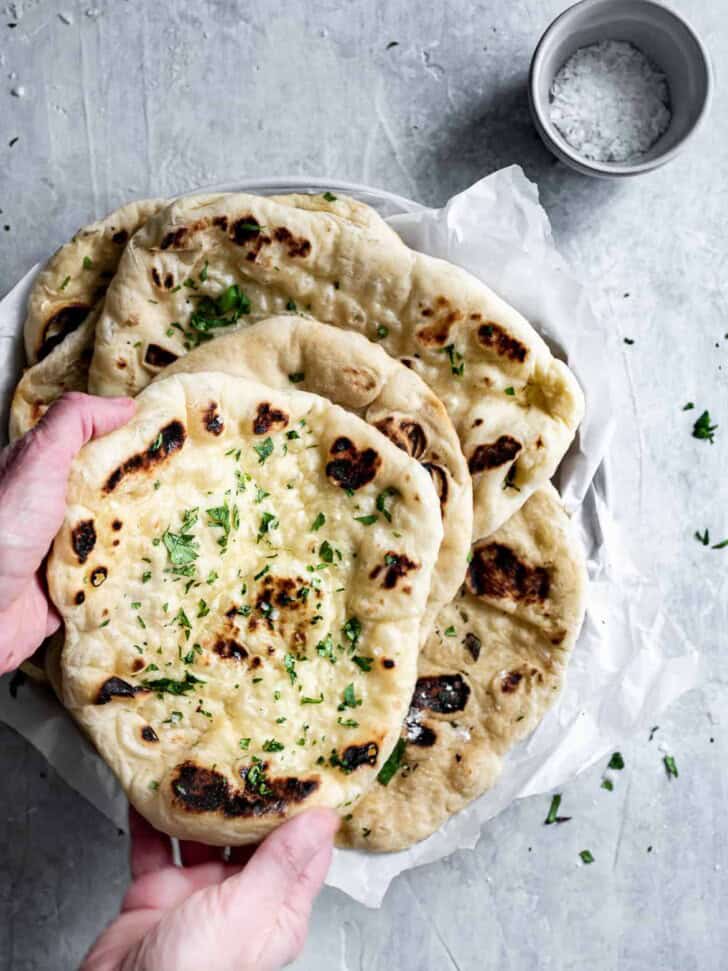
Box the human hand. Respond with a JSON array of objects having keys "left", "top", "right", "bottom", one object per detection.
[
  {"left": 0, "top": 391, "right": 135, "bottom": 674},
  {"left": 82, "top": 807, "right": 338, "bottom": 971}
]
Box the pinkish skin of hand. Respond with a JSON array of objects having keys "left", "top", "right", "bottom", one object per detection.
[
  {"left": 0, "top": 391, "right": 135, "bottom": 673},
  {"left": 82, "top": 808, "right": 339, "bottom": 971}
]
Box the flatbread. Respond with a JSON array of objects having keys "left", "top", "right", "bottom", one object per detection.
[
  {"left": 87, "top": 192, "right": 584, "bottom": 539},
  {"left": 47, "top": 371, "right": 443, "bottom": 843},
  {"left": 337, "top": 485, "right": 587, "bottom": 851},
  {"left": 24, "top": 198, "right": 163, "bottom": 364},
  {"left": 10, "top": 309, "right": 98, "bottom": 440},
  {"left": 157, "top": 316, "right": 472, "bottom": 636}
]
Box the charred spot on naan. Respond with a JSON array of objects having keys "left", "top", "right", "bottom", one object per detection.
[
  {"left": 230, "top": 214, "right": 262, "bottom": 244},
  {"left": 141, "top": 725, "right": 159, "bottom": 743},
  {"left": 468, "top": 436, "right": 522, "bottom": 474},
  {"left": 71, "top": 519, "right": 96, "bottom": 564},
  {"left": 95, "top": 676, "right": 145, "bottom": 705},
  {"left": 39, "top": 304, "right": 90, "bottom": 359},
  {"left": 477, "top": 321, "right": 527, "bottom": 363},
  {"left": 74, "top": 591, "right": 85, "bottom": 605},
  {"left": 213, "top": 638, "right": 248, "bottom": 661},
  {"left": 411, "top": 674, "right": 470, "bottom": 714},
  {"left": 326, "top": 436, "right": 381, "bottom": 490},
  {"left": 422, "top": 462, "right": 449, "bottom": 512},
  {"left": 463, "top": 632, "right": 481, "bottom": 662},
  {"left": 171, "top": 761, "right": 319, "bottom": 817},
  {"left": 144, "top": 343, "right": 179, "bottom": 369},
  {"left": 202, "top": 401, "right": 224, "bottom": 435},
  {"left": 272, "top": 226, "right": 312, "bottom": 259},
  {"left": 103, "top": 420, "right": 186, "bottom": 493},
  {"left": 466, "top": 542, "right": 550, "bottom": 605},
  {"left": 369, "top": 552, "right": 418, "bottom": 590},
  {"left": 160, "top": 227, "right": 189, "bottom": 250},
  {"left": 374, "top": 416, "right": 427, "bottom": 459},
  {"left": 112, "top": 229, "right": 129, "bottom": 246},
  {"left": 415, "top": 298, "right": 463, "bottom": 347},
  {"left": 337, "top": 742, "right": 379, "bottom": 771},
  {"left": 253, "top": 402, "right": 288, "bottom": 435}
]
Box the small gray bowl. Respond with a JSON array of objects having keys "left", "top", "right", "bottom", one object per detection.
[{"left": 529, "top": 0, "right": 713, "bottom": 178}]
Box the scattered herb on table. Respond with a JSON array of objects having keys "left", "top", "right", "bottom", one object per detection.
[
  {"left": 664, "top": 755, "right": 678, "bottom": 778},
  {"left": 692, "top": 410, "right": 717, "bottom": 443},
  {"left": 607, "top": 752, "right": 624, "bottom": 770},
  {"left": 544, "top": 793, "right": 571, "bottom": 825},
  {"left": 579, "top": 850, "right": 594, "bottom": 865}
]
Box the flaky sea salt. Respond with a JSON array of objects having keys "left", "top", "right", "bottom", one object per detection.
[{"left": 549, "top": 40, "right": 671, "bottom": 163}]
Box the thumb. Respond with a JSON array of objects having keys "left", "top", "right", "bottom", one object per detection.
[{"left": 29, "top": 390, "right": 136, "bottom": 464}]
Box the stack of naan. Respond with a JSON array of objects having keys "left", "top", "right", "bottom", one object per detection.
[{"left": 11, "top": 192, "right": 587, "bottom": 850}]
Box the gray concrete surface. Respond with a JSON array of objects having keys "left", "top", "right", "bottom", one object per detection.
[{"left": 1, "top": 1, "right": 726, "bottom": 969}]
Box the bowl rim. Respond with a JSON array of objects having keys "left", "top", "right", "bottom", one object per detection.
[{"left": 528, "top": 0, "right": 714, "bottom": 177}]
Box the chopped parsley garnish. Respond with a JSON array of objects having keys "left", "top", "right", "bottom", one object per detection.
[
  {"left": 207, "top": 570, "right": 218, "bottom": 584},
  {"left": 99, "top": 619, "right": 110, "bottom": 628},
  {"left": 130, "top": 601, "right": 142, "bottom": 610},
  {"left": 579, "top": 850, "right": 594, "bottom": 865},
  {"left": 59, "top": 275, "right": 71, "bottom": 291},
  {"left": 504, "top": 386, "right": 515, "bottom": 396},
  {"left": 301, "top": 693, "right": 324, "bottom": 704},
  {"left": 254, "top": 564, "right": 270, "bottom": 581},
  {"left": 199, "top": 261, "right": 208, "bottom": 282},
  {"left": 384, "top": 553, "right": 399, "bottom": 566},
  {"left": 288, "top": 372, "right": 305, "bottom": 383},
  {"left": 197, "top": 599, "right": 209, "bottom": 618},
  {"left": 377, "top": 738, "right": 406, "bottom": 786},
  {"left": 206, "top": 501, "right": 234, "bottom": 551},
  {"left": 692, "top": 410, "right": 717, "bottom": 443},
  {"left": 322, "top": 191, "right": 337, "bottom": 202},
  {"left": 262, "top": 739, "right": 284, "bottom": 752},
  {"left": 142, "top": 570, "right": 152, "bottom": 583},
  {"left": 245, "top": 761, "right": 271, "bottom": 796},
  {"left": 352, "top": 655, "right": 373, "bottom": 672},
  {"left": 607, "top": 752, "right": 624, "bottom": 771},
  {"left": 136, "top": 616, "right": 146, "bottom": 629},
  {"left": 174, "top": 607, "right": 191, "bottom": 638},
  {"left": 342, "top": 617, "right": 362, "bottom": 651},
  {"left": 254, "top": 437, "right": 274, "bottom": 464},
  {"left": 286, "top": 429, "right": 300, "bottom": 440},
  {"left": 183, "top": 285, "right": 251, "bottom": 348},
  {"left": 286, "top": 299, "right": 297, "bottom": 311},
  {"left": 376, "top": 487, "right": 398, "bottom": 523},
  {"left": 142, "top": 672, "right": 205, "bottom": 696},
  {"left": 319, "top": 540, "right": 334, "bottom": 563},
  {"left": 544, "top": 793, "right": 571, "bottom": 825},
  {"left": 82, "top": 256, "right": 94, "bottom": 270},
  {"left": 316, "top": 634, "right": 336, "bottom": 662},
  {"left": 355, "top": 514, "right": 378, "bottom": 526},
  {"left": 664, "top": 755, "right": 679, "bottom": 778},
  {"left": 284, "top": 653, "right": 297, "bottom": 684},
  {"left": 162, "top": 511, "right": 199, "bottom": 570},
  {"left": 254, "top": 485, "right": 269, "bottom": 503},
  {"left": 149, "top": 780, "right": 159, "bottom": 791},
  {"left": 149, "top": 432, "right": 163, "bottom": 452},
  {"left": 337, "top": 717, "right": 359, "bottom": 728},
  {"left": 444, "top": 626, "right": 457, "bottom": 637},
  {"left": 338, "top": 683, "right": 361, "bottom": 711},
  {"left": 442, "top": 343, "right": 464, "bottom": 376},
  {"left": 239, "top": 737, "right": 251, "bottom": 750},
  {"left": 257, "top": 512, "right": 279, "bottom": 543},
  {"left": 163, "top": 711, "right": 183, "bottom": 725},
  {"left": 375, "top": 324, "right": 389, "bottom": 339},
  {"left": 311, "top": 512, "right": 326, "bottom": 531}
]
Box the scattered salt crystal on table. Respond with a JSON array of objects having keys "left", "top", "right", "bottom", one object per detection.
[{"left": 549, "top": 40, "right": 671, "bottom": 163}]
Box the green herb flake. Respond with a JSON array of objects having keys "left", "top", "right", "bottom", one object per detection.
[
  {"left": 338, "top": 717, "right": 359, "bottom": 728},
  {"left": 355, "top": 514, "right": 378, "bottom": 526},
  {"left": 692, "top": 410, "right": 717, "bottom": 443},
  {"left": 257, "top": 511, "right": 279, "bottom": 543},
  {"left": 284, "top": 653, "right": 297, "bottom": 684},
  {"left": 149, "top": 780, "right": 159, "bottom": 791},
  {"left": 579, "top": 850, "right": 595, "bottom": 865},
  {"left": 254, "top": 437, "right": 274, "bottom": 464},
  {"left": 141, "top": 570, "right": 152, "bottom": 583},
  {"left": 712, "top": 538, "right": 728, "bottom": 550},
  {"left": 376, "top": 487, "right": 398, "bottom": 523},
  {"left": 59, "top": 275, "right": 71, "bottom": 291},
  {"left": 239, "top": 737, "right": 251, "bottom": 750},
  {"left": 342, "top": 617, "right": 362, "bottom": 651},
  {"left": 322, "top": 191, "right": 337, "bottom": 202},
  {"left": 375, "top": 324, "right": 389, "bottom": 340},
  {"left": 199, "top": 261, "right": 208, "bottom": 282},
  {"left": 664, "top": 755, "right": 679, "bottom": 778},
  {"left": 377, "top": 737, "right": 406, "bottom": 786},
  {"left": 338, "top": 682, "right": 361, "bottom": 711},
  {"left": 301, "top": 693, "right": 324, "bottom": 705},
  {"left": 695, "top": 528, "right": 710, "bottom": 546},
  {"left": 504, "top": 386, "right": 516, "bottom": 396},
  {"left": 444, "top": 625, "right": 457, "bottom": 637},
  {"left": 254, "top": 564, "right": 270, "bottom": 581},
  {"left": 682, "top": 402, "right": 694, "bottom": 411},
  {"left": 142, "top": 672, "right": 205, "bottom": 696},
  {"left": 82, "top": 256, "right": 94, "bottom": 270},
  {"left": 262, "top": 738, "right": 284, "bottom": 752},
  {"left": 601, "top": 779, "right": 614, "bottom": 791},
  {"left": 352, "top": 655, "right": 373, "bottom": 672},
  {"left": 311, "top": 512, "right": 326, "bottom": 531},
  {"left": 442, "top": 343, "right": 464, "bottom": 376},
  {"left": 544, "top": 793, "right": 566, "bottom": 825},
  {"left": 319, "top": 540, "right": 334, "bottom": 563},
  {"left": 607, "top": 752, "right": 624, "bottom": 771}
]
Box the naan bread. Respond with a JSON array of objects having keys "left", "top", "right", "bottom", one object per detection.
[
  {"left": 24, "top": 198, "right": 163, "bottom": 364},
  {"left": 157, "top": 316, "right": 472, "bottom": 636},
  {"left": 88, "top": 192, "right": 584, "bottom": 538},
  {"left": 10, "top": 310, "right": 98, "bottom": 440},
  {"left": 337, "top": 485, "right": 587, "bottom": 851},
  {"left": 47, "top": 372, "right": 443, "bottom": 843}
]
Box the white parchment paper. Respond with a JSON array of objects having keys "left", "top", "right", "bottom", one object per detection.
[{"left": 0, "top": 167, "right": 701, "bottom": 907}]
